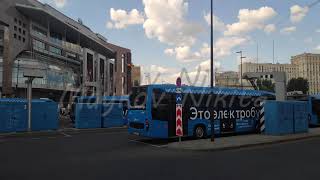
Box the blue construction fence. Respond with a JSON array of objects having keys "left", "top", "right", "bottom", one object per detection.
[
  {"left": 74, "top": 102, "right": 127, "bottom": 129},
  {"left": 0, "top": 98, "right": 58, "bottom": 133},
  {"left": 73, "top": 96, "right": 129, "bottom": 129},
  {"left": 263, "top": 100, "right": 309, "bottom": 135}
]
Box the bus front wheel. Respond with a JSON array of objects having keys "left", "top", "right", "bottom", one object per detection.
[{"left": 194, "top": 125, "right": 206, "bottom": 139}]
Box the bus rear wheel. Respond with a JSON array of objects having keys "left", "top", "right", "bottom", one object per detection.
[{"left": 194, "top": 125, "right": 206, "bottom": 139}]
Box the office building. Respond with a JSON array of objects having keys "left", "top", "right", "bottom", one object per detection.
[
  {"left": 240, "top": 53, "right": 320, "bottom": 94},
  {"left": 0, "top": 0, "right": 132, "bottom": 101},
  {"left": 215, "top": 71, "right": 240, "bottom": 88},
  {"left": 131, "top": 66, "right": 141, "bottom": 87}
]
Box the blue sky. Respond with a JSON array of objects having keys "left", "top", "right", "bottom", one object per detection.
[{"left": 42, "top": 0, "right": 320, "bottom": 85}]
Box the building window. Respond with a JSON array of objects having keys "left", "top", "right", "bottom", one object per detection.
[
  {"left": 0, "top": 30, "right": 3, "bottom": 41},
  {"left": 22, "top": 38, "right": 25, "bottom": 43},
  {"left": 32, "top": 25, "right": 47, "bottom": 38},
  {"left": 22, "top": 30, "right": 25, "bottom": 35},
  {"left": 14, "top": 26, "right": 17, "bottom": 31},
  {"left": 14, "top": 34, "right": 17, "bottom": 39},
  {"left": 87, "top": 53, "right": 94, "bottom": 82},
  {"left": 14, "top": 18, "right": 17, "bottom": 23},
  {"left": 122, "top": 77, "right": 125, "bottom": 94},
  {"left": 66, "top": 52, "right": 77, "bottom": 60},
  {"left": 33, "top": 39, "right": 46, "bottom": 50},
  {"left": 50, "top": 31, "right": 62, "bottom": 44},
  {"left": 122, "top": 54, "right": 125, "bottom": 73},
  {"left": 49, "top": 46, "right": 62, "bottom": 55}
]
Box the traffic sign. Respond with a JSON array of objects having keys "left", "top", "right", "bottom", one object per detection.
[
  {"left": 176, "top": 104, "right": 183, "bottom": 137},
  {"left": 176, "top": 77, "right": 182, "bottom": 87},
  {"left": 176, "top": 77, "right": 183, "bottom": 137},
  {"left": 176, "top": 94, "right": 182, "bottom": 104}
]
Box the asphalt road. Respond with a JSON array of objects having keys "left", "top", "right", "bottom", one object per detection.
[{"left": 0, "top": 129, "right": 320, "bottom": 180}]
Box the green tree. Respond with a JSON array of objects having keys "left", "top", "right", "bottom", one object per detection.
[
  {"left": 257, "top": 79, "right": 275, "bottom": 92},
  {"left": 287, "top": 77, "right": 309, "bottom": 94}
]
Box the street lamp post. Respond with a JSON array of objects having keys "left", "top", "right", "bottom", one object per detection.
[
  {"left": 236, "top": 51, "right": 246, "bottom": 89},
  {"left": 210, "top": 0, "right": 214, "bottom": 88},
  {"left": 16, "top": 59, "right": 20, "bottom": 96},
  {"left": 23, "top": 70, "right": 44, "bottom": 132},
  {"left": 210, "top": 0, "right": 215, "bottom": 142}
]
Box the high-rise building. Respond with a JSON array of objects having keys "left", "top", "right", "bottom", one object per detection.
[
  {"left": 291, "top": 53, "right": 320, "bottom": 94},
  {"left": 215, "top": 71, "right": 240, "bottom": 88},
  {"left": 240, "top": 53, "right": 320, "bottom": 94},
  {"left": 0, "top": 0, "right": 132, "bottom": 101},
  {"left": 131, "top": 66, "right": 141, "bottom": 87}
]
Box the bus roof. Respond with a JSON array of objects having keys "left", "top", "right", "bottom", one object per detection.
[
  {"left": 0, "top": 98, "right": 55, "bottom": 103},
  {"left": 104, "top": 96, "right": 129, "bottom": 101},
  {"left": 143, "top": 84, "right": 275, "bottom": 97},
  {"left": 74, "top": 96, "right": 129, "bottom": 102},
  {"left": 310, "top": 94, "right": 320, "bottom": 99}
]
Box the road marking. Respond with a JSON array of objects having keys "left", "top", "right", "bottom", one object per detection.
[
  {"left": 129, "top": 139, "right": 168, "bottom": 148},
  {"left": 94, "top": 131, "right": 128, "bottom": 135},
  {"left": 60, "top": 132, "right": 72, "bottom": 137}
]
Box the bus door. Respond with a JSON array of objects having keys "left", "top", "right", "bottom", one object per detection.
[
  {"left": 158, "top": 92, "right": 187, "bottom": 138},
  {"left": 312, "top": 98, "right": 320, "bottom": 123},
  {"left": 167, "top": 93, "right": 177, "bottom": 137},
  {"left": 152, "top": 90, "right": 177, "bottom": 138}
]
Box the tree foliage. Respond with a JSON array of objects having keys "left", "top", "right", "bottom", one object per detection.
[
  {"left": 287, "top": 77, "right": 309, "bottom": 94},
  {"left": 257, "top": 79, "right": 275, "bottom": 92}
]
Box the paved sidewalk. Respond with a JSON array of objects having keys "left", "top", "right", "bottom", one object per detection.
[{"left": 168, "top": 128, "right": 320, "bottom": 151}]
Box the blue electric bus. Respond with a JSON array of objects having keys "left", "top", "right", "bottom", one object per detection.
[
  {"left": 308, "top": 95, "right": 320, "bottom": 126},
  {"left": 128, "top": 84, "right": 275, "bottom": 139}
]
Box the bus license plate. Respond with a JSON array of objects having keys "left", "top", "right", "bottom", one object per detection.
[{"left": 133, "top": 132, "right": 140, "bottom": 136}]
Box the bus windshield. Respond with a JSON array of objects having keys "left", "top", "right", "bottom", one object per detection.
[{"left": 130, "top": 86, "right": 147, "bottom": 109}]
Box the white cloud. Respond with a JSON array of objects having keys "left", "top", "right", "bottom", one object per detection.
[
  {"left": 224, "top": 7, "right": 277, "bottom": 36},
  {"left": 304, "top": 37, "right": 313, "bottom": 44},
  {"left": 179, "top": 60, "right": 222, "bottom": 86},
  {"left": 174, "top": 46, "right": 194, "bottom": 60},
  {"left": 142, "top": 0, "right": 202, "bottom": 47},
  {"left": 165, "top": 46, "right": 204, "bottom": 62},
  {"left": 141, "top": 64, "right": 179, "bottom": 84},
  {"left": 204, "top": 13, "right": 225, "bottom": 32},
  {"left": 165, "top": 36, "right": 248, "bottom": 62},
  {"left": 290, "top": 5, "right": 309, "bottom": 23},
  {"left": 164, "top": 48, "right": 175, "bottom": 56},
  {"left": 264, "top": 24, "right": 276, "bottom": 34},
  {"left": 149, "top": 65, "right": 176, "bottom": 74},
  {"left": 39, "top": 0, "right": 67, "bottom": 8},
  {"left": 164, "top": 43, "right": 210, "bottom": 62},
  {"left": 280, "top": 26, "right": 296, "bottom": 34},
  {"left": 141, "top": 60, "right": 224, "bottom": 86},
  {"left": 196, "top": 60, "right": 221, "bottom": 71},
  {"left": 316, "top": 29, "right": 320, "bottom": 33},
  {"left": 107, "top": 8, "right": 145, "bottom": 29},
  {"left": 54, "top": 0, "right": 66, "bottom": 8},
  {"left": 214, "top": 36, "right": 249, "bottom": 58},
  {"left": 315, "top": 45, "right": 320, "bottom": 51}
]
